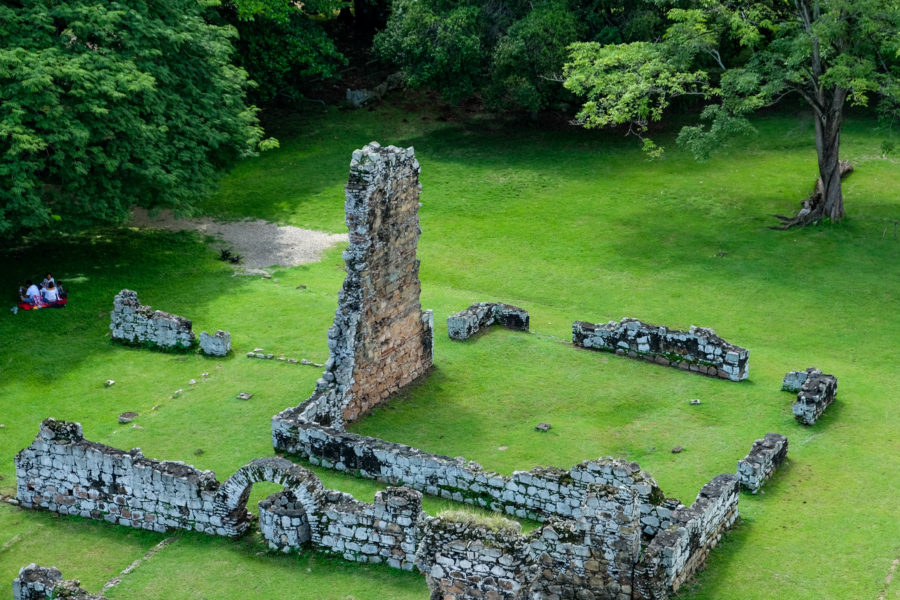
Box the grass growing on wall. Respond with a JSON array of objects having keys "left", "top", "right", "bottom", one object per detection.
[{"left": 1, "top": 102, "right": 898, "bottom": 599}]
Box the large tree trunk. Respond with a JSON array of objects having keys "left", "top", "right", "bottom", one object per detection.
[{"left": 815, "top": 104, "right": 845, "bottom": 221}]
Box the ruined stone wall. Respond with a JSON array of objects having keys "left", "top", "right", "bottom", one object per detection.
[
  {"left": 14, "top": 419, "right": 239, "bottom": 536},
  {"left": 13, "top": 565, "right": 106, "bottom": 600},
  {"left": 110, "top": 289, "right": 195, "bottom": 350},
  {"left": 309, "top": 142, "right": 433, "bottom": 427},
  {"left": 633, "top": 474, "right": 740, "bottom": 600},
  {"left": 573, "top": 318, "right": 749, "bottom": 381},
  {"left": 737, "top": 433, "right": 788, "bottom": 493},
  {"left": 783, "top": 368, "right": 838, "bottom": 425},
  {"left": 260, "top": 486, "right": 423, "bottom": 570},
  {"left": 447, "top": 302, "right": 530, "bottom": 340},
  {"left": 273, "top": 400, "right": 678, "bottom": 540}
]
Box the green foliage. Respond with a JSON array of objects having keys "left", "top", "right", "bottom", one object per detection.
[
  {"left": 564, "top": 0, "right": 900, "bottom": 159},
  {"left": 0, "top": 0, "right": 267, "bottom": 238},
  {"left": 375, "top": 0, "right": 668, "bottom": 111},
  {"left": 222, "top": 4, "right": 347, "bottom": 105}
]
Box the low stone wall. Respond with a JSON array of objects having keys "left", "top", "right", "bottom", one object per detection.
[
  {"left": 416, "top": 516, "right": 538, "bottom": 600},
  {"left": 13, "top": 564, "right": 106, "bottom": 600},
  {"left": 783, "top": 368, "right": 838, "bottom": 425},
  {"left": 273, "top": 398, "right": 680, "bottom": 541},
  {"left": 737, "top": 433, "right": 788, "bottom": 493},
  {"left": 110, "top": 289, "right": 195, "bottom": 350},
  {"left": 573, "top": 318, "right": 749, "bottom": 381},
  {"left": 632, "top": 474, "right": 740, "bottom": 600},
  {"left": 199, "top": 330, "right": 231, "bottom": 356},
  {"left": 447, "top": 302, "right": 530, "bottom": 340},
  {"left": 15, "top": 419, "right": 234, "bottom": 535}
]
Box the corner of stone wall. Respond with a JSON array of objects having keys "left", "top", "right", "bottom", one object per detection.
[{"left": 13, "top": 564, "right": 107, "bottom": 600}]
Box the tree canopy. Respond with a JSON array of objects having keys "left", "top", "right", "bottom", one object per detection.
[
  {"left": 564, "top": 0, "right": 900, "bottom": 224},
  {"left": 375, "top": 0, "right": 667, "bottom": 112},
  {"left": 0, "top": 0, "right": 274, "bottom": 237}
]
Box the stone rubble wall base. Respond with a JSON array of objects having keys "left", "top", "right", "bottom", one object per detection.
[
  {"left": 309, "top": 142, "right": 434, "bottom": 428},
  {"left": 272, "top": 403, "right": 676, "bottom": 540},
  {"left": 199, "top": 329, "right": 232, "bottom": 356},
  {"left": 573, "top": 318, "right": 749, "bottom": 381},
  {"left": 632, "top": 474, "right": 740, "bottom": 600},
  {"left": 109, "top": 289, "right": 196, "bottom": 350},
  {"left": 783, "top": 368, "right": 838, "bottom": 425},
  {"left": 737, "top": 433, "right": 789, "bottom": 493},
  {"left": 447, "top": 302, "right": 530, "bottom": 340},
  {"left": 13, "top": 564, "right": 107, "bottom": 600}
]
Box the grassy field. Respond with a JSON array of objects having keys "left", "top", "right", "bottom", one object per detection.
[{"left": 1, "top": 101, "right": 898, "bottom": 599}]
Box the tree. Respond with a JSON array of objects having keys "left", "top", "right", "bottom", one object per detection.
[
  {"left": 375, "top": 0, "right": 666, "bottom": 112},
  {"left": 564, "top": 0, "right": 900, "bottom": 225},
  {"left": 0, "top": 0, "right": 275, "bottom": 237}
]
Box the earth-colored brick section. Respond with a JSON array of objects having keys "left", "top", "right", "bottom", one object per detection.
[{"left": 337, "top": 142, "right": 433, "bottom": 424}]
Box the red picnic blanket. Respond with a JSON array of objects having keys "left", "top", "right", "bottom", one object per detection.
[{"left": 18, "top": 298, "right": 67, "bottom": 310}]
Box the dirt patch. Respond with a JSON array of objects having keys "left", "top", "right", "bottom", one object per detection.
[{"left": 130, "top": 208, "right": 346, "bottom": 273}]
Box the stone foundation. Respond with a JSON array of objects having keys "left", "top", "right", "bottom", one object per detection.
[
  {"left": 13, "top": 564, "right": 106, "bottom": 600},
  {"left": 110, "top": 289, "right": 195, "bottom": 350},
  {"left": 573, "top": 318, "right": 749, "bottom": 381},
  {"left": 447, "top": 302, "right": 530, "bottom": 340},
  {"left": 199, "top": 330, "right": 231, "bottom": 356},
  {"left": 737, "top": 433, "right": 788, "bottom": 493},
  {"left": 791, "top": 369, "right": 838, "bottom": 425}
]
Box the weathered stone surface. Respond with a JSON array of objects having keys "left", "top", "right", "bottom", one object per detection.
[
  {"left": 13, "top": 564, "right": 107, "bottom": 600},
  {"left": 109, "top": 289, "right": 195, "bottom": 350},
  {"left": 291, "top": 142, "right": 434, "bottom": 428},
  {"left": 447, "top": 302, "right": 530, "bottom": 340},
  {"left": 573, "top": 318, "right": 749, "bottom": 381},
  {"left": 791, "top": 369, "right": 838, "bottom": 425},
  {"left": 199, "top": 330, "right": 231, "bottom": 356},
  {"left": 737, "top": 433, "right": 788, "bottom": 493}
]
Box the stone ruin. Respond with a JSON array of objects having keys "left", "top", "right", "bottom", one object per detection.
[
  {"left": 294, "top": 142, "right": 434, "bottom": 428},
  {"left": 573, "top": 317, "right": 749, "bottom": 381},
  {"left": 13, "top": 143, "right": 766, "bottom": 600},
  {"left": 13, "top": 564, "right": 105, "bottom": 600},
  {"left": 15, "top": 419, "right": 739, "bottom": 600},
  {"left": 110, "top": 289, "right": 231, "bottom": 355},
  {"left": 737, "top": 433, "right": 789, "bottom": 493},
  {"left": 782, "top": 367, "right": 838, "bottom": 425},
  {"left": 447, "top": 302, "right": 530, "bottom": 340}
]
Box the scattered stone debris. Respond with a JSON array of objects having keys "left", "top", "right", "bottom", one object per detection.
[
  {"left": 672, "top": 446, "right": 684, "bottom": 454},
  {"left": 253, "top": 348, "right": 264, "bottom": 353},
  {"left": 171, "top": 389, "right": 183, "bottom": 398},
  {"left": 188, "top": 379, "right": 197, "bottom": 385},
  {"left": 194, "top": 449, "right": 204, "bottom": 456},
  {"left": 104, "top": 380, "right": 115, "bottom": 388},
  {"left": 296, "top": 285, "right": 307, "bottom": 290},
  {"left": 118, "top": 412, "right": 138, "bottom": 424},
  {"left": 151, "top": 405, "right": 161, "bottom": 411},
  {"left": 132, "top": 425, "right": 143, "bottom": 430},
  {"left": 237, "top": 392, "right": 253, "bottom": 401},
  {"left": 690, "top": 398, "right": 702, "bottom": 405},
  {"left": 201, "top": 372, "right": 209, "bottom": 379},
  {"left": 447, "top": 302, "right": 530, "bottom": 340},
  {"left": 534, "top": 423, "right": 552, "bottom": 432},
  {"left": 247, "top": 350, "right": 321, "bottom": 366},
  {"left": 498, "top": 446, "right": 508, "bottom": 451}
]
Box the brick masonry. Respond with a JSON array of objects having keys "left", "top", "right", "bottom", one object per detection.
[
  {"left": 573, "top": 317, "right": 749, "bottom": 381},
  {"left": 304, "top": 142, "right": 434, "bottom": 427}
]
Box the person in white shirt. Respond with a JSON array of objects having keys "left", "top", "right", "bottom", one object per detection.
[
  {"left": 25, "top": 281, "right": 41, "bottom": 305},
  {"left": 41, "top": 273, "right": 56, "bottom": 290},
  {"left": 42, "top": 281, "right": 60, "bottom": 303}
]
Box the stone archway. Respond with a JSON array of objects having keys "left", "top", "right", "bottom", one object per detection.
[{"left": 213, "top": 457, "right": 325, "bottom": 537}]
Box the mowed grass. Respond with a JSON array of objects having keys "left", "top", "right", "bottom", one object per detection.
[{"left": 1, "top": 101, "right": 899, "bottom": 599}]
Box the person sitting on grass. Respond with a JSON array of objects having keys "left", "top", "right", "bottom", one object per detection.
[
  {"left": 24, "top": 280, "right": 41, "bottom": 305},
  {"left": 41, "top": 281, "right": 61, "bottom": 303},
  {"left": 41, "top": 272, "right": 55, "bottom": 290}
]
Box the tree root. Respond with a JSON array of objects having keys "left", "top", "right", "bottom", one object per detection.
[{"left": 771, "top": 160, "right": 853, "bottom": 229}]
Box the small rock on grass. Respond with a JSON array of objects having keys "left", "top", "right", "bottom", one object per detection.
[
  {"left": 119, "top": 412, "right": 138, "bottom": 424},
  {"left": 534, "top": 423, "right": 552, "bottom": 432},
  {"left": 189, "top": 379, "right": 197, "bottom": 385},
  {"left": 689, "top": 398, "right": 701, "bottom": 405},
  {"left": 104, "top": 380, "right": 115, "bottom": 387},
  {"left": 671, "top": 446, "right": 684, "bottom": 454},
  {"left": 237, "top": 392, "right": 253, "bottom": 400},
  {"left": 194, "top": 449, "right": 204, "bottom": 456}
]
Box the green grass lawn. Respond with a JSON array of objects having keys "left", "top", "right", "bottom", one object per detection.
[{"left": 2, "top": 101, "right": 899, "bottom": 599}]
